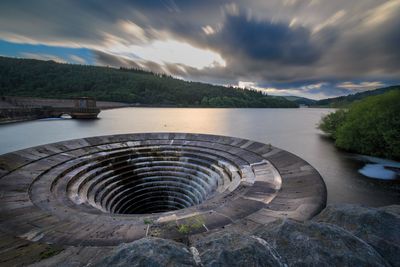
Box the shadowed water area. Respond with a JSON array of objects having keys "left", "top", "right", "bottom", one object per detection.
[{"left": 0, "top": 107, "right": 398, "bottom": 206}]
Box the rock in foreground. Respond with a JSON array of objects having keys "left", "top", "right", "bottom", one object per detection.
[
  {"left": 255, "top": 218, "right": 389, "bottom": 267},
  {"left": 315, "top": 204, "right": 400, "bottom": 267},
  {"left": 193, "top": 231, "right": 285, "bottom": 266},
  {"left": 93, "top": 205, "right": 400, "bottom": 267},
  {"left": 93, "top": 237, "right": 196, "bottom": 267}
]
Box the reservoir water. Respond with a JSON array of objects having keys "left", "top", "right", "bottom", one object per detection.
[{"left": 0, "top": 108, "right": 398, "bottom": 206}]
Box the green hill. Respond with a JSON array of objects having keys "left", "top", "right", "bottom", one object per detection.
[
  {"left": 315, "top": 85, "right": 400, "bottom": 107},
  {"left": 0, "top": 56, "right": 297, "bottom": 108},
  {"left": 319, "top": 90, "right": 400, "bottom": 160}
]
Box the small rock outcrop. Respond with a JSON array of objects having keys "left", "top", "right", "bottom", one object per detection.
[
  {"left": 93, "top": 237, "right": 197, "bottom": 267},
  {"left": 255, "top": 218, "right": 389, "bottom": 267},
  {"left": 315, "top": 204, "right": 400, "bottom": 267},
  {"left": 193, "top": 231, "right": 285, "bottom": 266}
]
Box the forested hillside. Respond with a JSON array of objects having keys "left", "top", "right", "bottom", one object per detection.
[
  {"left": 0, "top": 57, "right": 297, "bottom": 108},
  {"left": 315, "top": 85, "right": 400, "bottom": 107}
]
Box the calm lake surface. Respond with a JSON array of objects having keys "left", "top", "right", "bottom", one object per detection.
[{"left": 0, "top": 108, "right": 398, "bottom": 206}]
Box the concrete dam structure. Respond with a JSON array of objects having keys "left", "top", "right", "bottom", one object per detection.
[
  {"left": 0, "top": 133, "right": 326, "bottom": 265},
  {"left": 0, "top": 96, "right": 101, "bottom": 123}
]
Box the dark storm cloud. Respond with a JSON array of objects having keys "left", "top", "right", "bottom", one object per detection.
[
  {"left": 209, "top": 13, "right": 321, "bottom": 64},
  {"left": 0, "top": 0, "right": 399, "bottom": 98}
]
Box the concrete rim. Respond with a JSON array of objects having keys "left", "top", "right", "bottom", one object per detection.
[{"left": 0, "top": 133, "right": 326, "bottom": 246}]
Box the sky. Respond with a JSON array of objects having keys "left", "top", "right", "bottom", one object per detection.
[{"left": 0, "top": 0, "right": 399, "bottom": 99}]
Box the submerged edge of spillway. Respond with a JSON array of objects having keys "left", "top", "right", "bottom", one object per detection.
[{"left": 0, "top": 133, "right": 326, "bottom": 263}]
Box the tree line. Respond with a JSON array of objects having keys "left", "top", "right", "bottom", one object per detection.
[
  {"left": 319, "top": 90, "right": 400, "bottom": 160},
  {"left": 0, "top": 57, "right": 297, "bottom": 108}
]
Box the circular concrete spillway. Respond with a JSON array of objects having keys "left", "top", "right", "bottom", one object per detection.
[
  {"left": 65, "top": 145, "right": 243, "bottom": 215},
  {"left": 0, "top": 133, "right": 326, "bottom": 247}
]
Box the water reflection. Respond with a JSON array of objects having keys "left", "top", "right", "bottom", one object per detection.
[{"left": 0, "top": 108, "right": 398, "bottom": 206}]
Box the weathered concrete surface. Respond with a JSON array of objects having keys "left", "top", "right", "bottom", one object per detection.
[
  {"left": 0, "top": 133, "right": 327, "bottom": 266},
  {"left": 0, "top": 232, "right": 64, "bottom": 267},
  {"left": 315, "top": 204, "right": 400, "bottom": 267}
]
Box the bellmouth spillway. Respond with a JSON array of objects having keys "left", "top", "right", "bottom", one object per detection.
[{"left": 0, "top": 133, "right": 326, "bottom": 247}]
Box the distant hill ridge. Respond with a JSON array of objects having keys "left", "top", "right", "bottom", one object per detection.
[
  {"left": 283, "top": 85, "right": 399, "bottom": 107},
  {"left": 314, "top": 85, "right": 400, "bottom": 107},
  {"left": 0, "top": 56, "right": 297, "bottom": 108},
  {"left": 282, "top": 96, "right": 317, "bottom": 106}
]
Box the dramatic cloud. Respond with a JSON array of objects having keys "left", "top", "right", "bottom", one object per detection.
[
  {"left": 337, "top": 82, "right": 386, "bottom": 92},
  {"left": 19, "top": 52, "right": 67, "bottom": 63},
  {"left": 0, "top": 0, "right": 399, "bottom": 98}
]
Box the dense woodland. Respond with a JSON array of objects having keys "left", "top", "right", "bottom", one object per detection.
[
  {"left": 319, "top": 90, "right": 400, "bottom": 160},
  {"left": 0, "top": 57, "right": 297, "bottom": 108}
]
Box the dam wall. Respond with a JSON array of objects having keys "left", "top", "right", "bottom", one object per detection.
[
  {"left": 0, "top": 107, "right": 50, "bottom": 123},
  {"left": 0, "top": 96, "right": 128, "bottom": 123}
]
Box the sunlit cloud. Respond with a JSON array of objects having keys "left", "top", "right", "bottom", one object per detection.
[
  {"left": 118, "top": 20, "right": 148, "bottom": 43},
  {"left": 103, "top": 39, "right": 226, "bottom": 69},
  {"left": 69, "top": 54, "right": 86, "bottom": 64},
  {"left": 234, "top": 81, "right": 363, "bottom": 100},
  {"left": 236, "top": 81, "right": 322, "bottom": 99},
  {"left": 223, "top": 3, "right": 239, "bottom": 16},
  {"left": 289, "top": 18, "right": 298, "bottom": 28},
  {"left": 236, "top": 81, "right": 304, "bottom": 97},
  {"left": 19, "top": 52, "right": 66, "bottom": 63},
  {"left": 313, "top": 10, "right": 346, "bottom": 33},
  {"left": 237, "top": 81, "right": 259, "bottom": 89},
  {"left": 363, "top": 0, "right": 400, "bottom": 27},
  {"left": 259, "top": 87, "right": 338, "bottom": 100},
  {"left": 300, "top": 82, "right": 329, "bottom": 90},
  {"left": 202, "top": 25, "right": 216, "bottom": 35},
  {"left": 337, "top": 81, "right": 385, "bottom": 91}
]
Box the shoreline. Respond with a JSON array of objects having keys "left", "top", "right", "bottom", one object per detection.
[
  {"left": 0, "top": 106, "right": 332, "bottom": 125},
  {"left": 0, "top": 97, "right": 131, "bottom": 124},
  {"left": 0, "top": 106, "right": 125, "bottom": 125}
]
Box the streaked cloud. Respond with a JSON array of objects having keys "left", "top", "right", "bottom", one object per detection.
[
  {"left": 0, "top": 0, "right": 399, "bottom": 98},
  {"left": 363, "top": 0, "right": 400, "bottom": 27},
  {"left": 102, "top": 39, "right": 226, "bottom": 69},
  {"left": 313, "top": 10, "right": 346, "bottom": 33},
  {"left": 69, "top": 55, "right": 87, "bottom": 64},
  {"left": 337, "top": 82, "right": 386, "bottom": 91},
  {"left": 202, "top": 26, "right": 216, "bottom": 35},
  {"left": 19, "top": 52, "right": 66, "bottom": 63}
]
